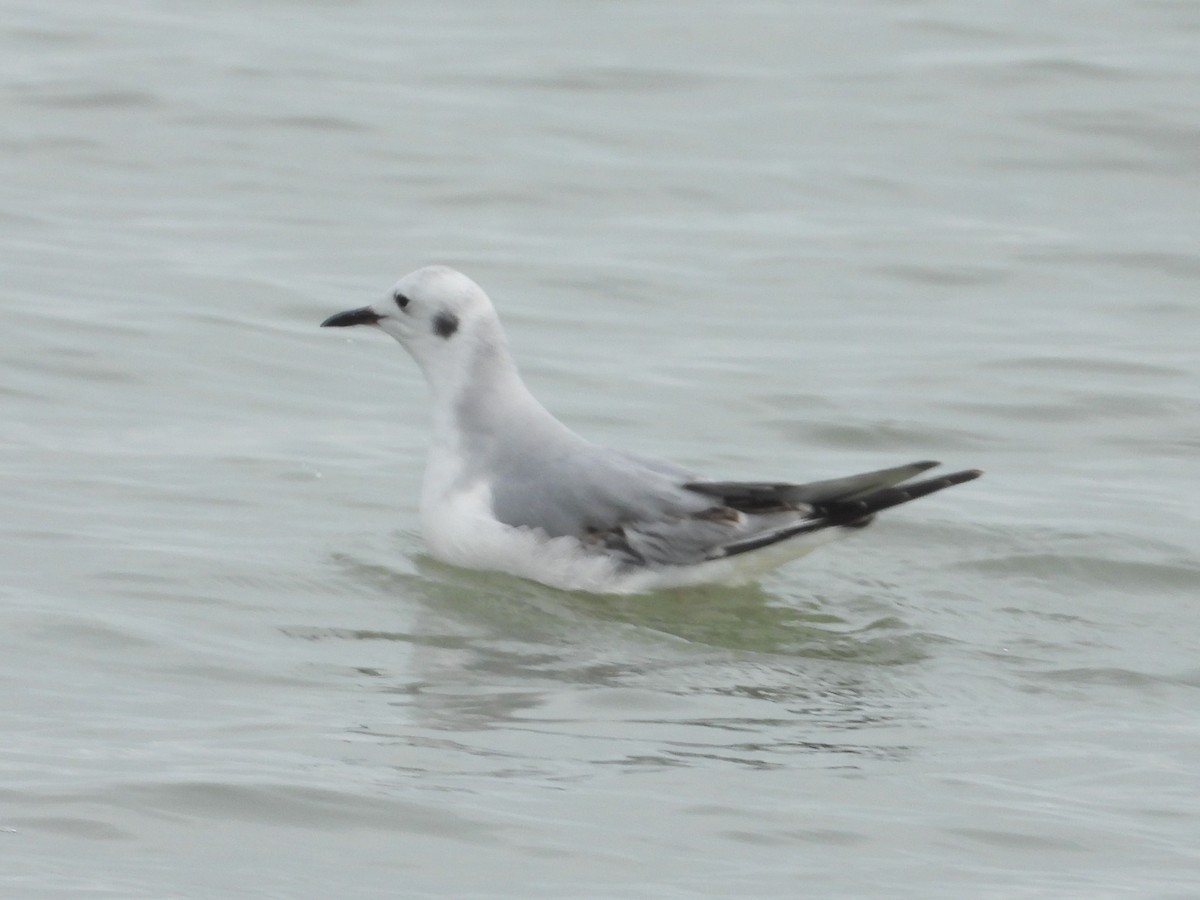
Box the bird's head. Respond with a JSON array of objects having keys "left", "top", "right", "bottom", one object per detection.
[{"left": 322, "top": 265, "right": 505, "bottom": 380}]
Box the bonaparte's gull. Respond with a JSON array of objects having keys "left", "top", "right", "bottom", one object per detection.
[{"left": 322, "top": 266, "right": 981, "bottom": 593}]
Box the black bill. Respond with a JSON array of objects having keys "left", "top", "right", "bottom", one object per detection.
[{"left": 321, "top": 306, "right": 382, "bottom": 328}]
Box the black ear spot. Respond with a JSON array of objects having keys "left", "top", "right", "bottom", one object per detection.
[{"left": 433, "top": 312, "right": 459, "bottom": 339}]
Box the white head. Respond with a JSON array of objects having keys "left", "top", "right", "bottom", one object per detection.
[{"left": 322, "top": 266, "right": 510, "bottom": 388}]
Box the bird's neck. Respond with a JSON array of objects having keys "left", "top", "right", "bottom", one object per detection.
[{"left": 421, "top": 334, "right": 569, "bottom": 464}]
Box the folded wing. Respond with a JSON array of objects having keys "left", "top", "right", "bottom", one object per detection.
[{"left": 602, "top": 461, "right": 981, "bottom": 566}]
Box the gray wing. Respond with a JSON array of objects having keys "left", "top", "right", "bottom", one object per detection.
[
  {"left": 490, "top": 450, "right": 981, "bottom": 568},
  {"left": 487, "top": 443, "right": 708, "bottom": 542}
]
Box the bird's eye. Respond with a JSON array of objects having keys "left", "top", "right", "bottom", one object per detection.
[{"left": 394, "top": 293, "right": 410, "bottom": 310}]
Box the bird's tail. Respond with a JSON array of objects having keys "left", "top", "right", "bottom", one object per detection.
[{"left": 714, "top": 466, "right": 983, "bottom": 559}]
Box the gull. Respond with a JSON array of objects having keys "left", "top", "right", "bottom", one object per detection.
[{"left": 322, "top": 266, "right": 981, "bottom": 594}]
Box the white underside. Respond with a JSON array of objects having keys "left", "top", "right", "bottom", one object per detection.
[{"left": 420, "top": 476, "right": 849, "bottom": 595}]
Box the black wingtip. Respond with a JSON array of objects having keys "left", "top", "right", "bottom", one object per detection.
[
  {"left": 714, "top": 466, "right": 983, "bottom": 559},
  {"left": 842, "top": 467, "right": 983, "bottom": 518}
]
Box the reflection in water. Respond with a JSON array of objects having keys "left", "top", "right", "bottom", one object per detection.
[
  {"left": 295, "top": 552, "right": 930, "bottom": 769},
  {"left": 406, "top": 554, "right": 937, "bottom": 662}
]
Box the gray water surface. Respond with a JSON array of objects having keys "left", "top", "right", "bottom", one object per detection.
[{"left": 3, "top": 1, "right": 1199, "bottom": 897}]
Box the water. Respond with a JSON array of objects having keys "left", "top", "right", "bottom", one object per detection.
[{"left": 3, "top": 1, "right": 1199, "bottom": 896}]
